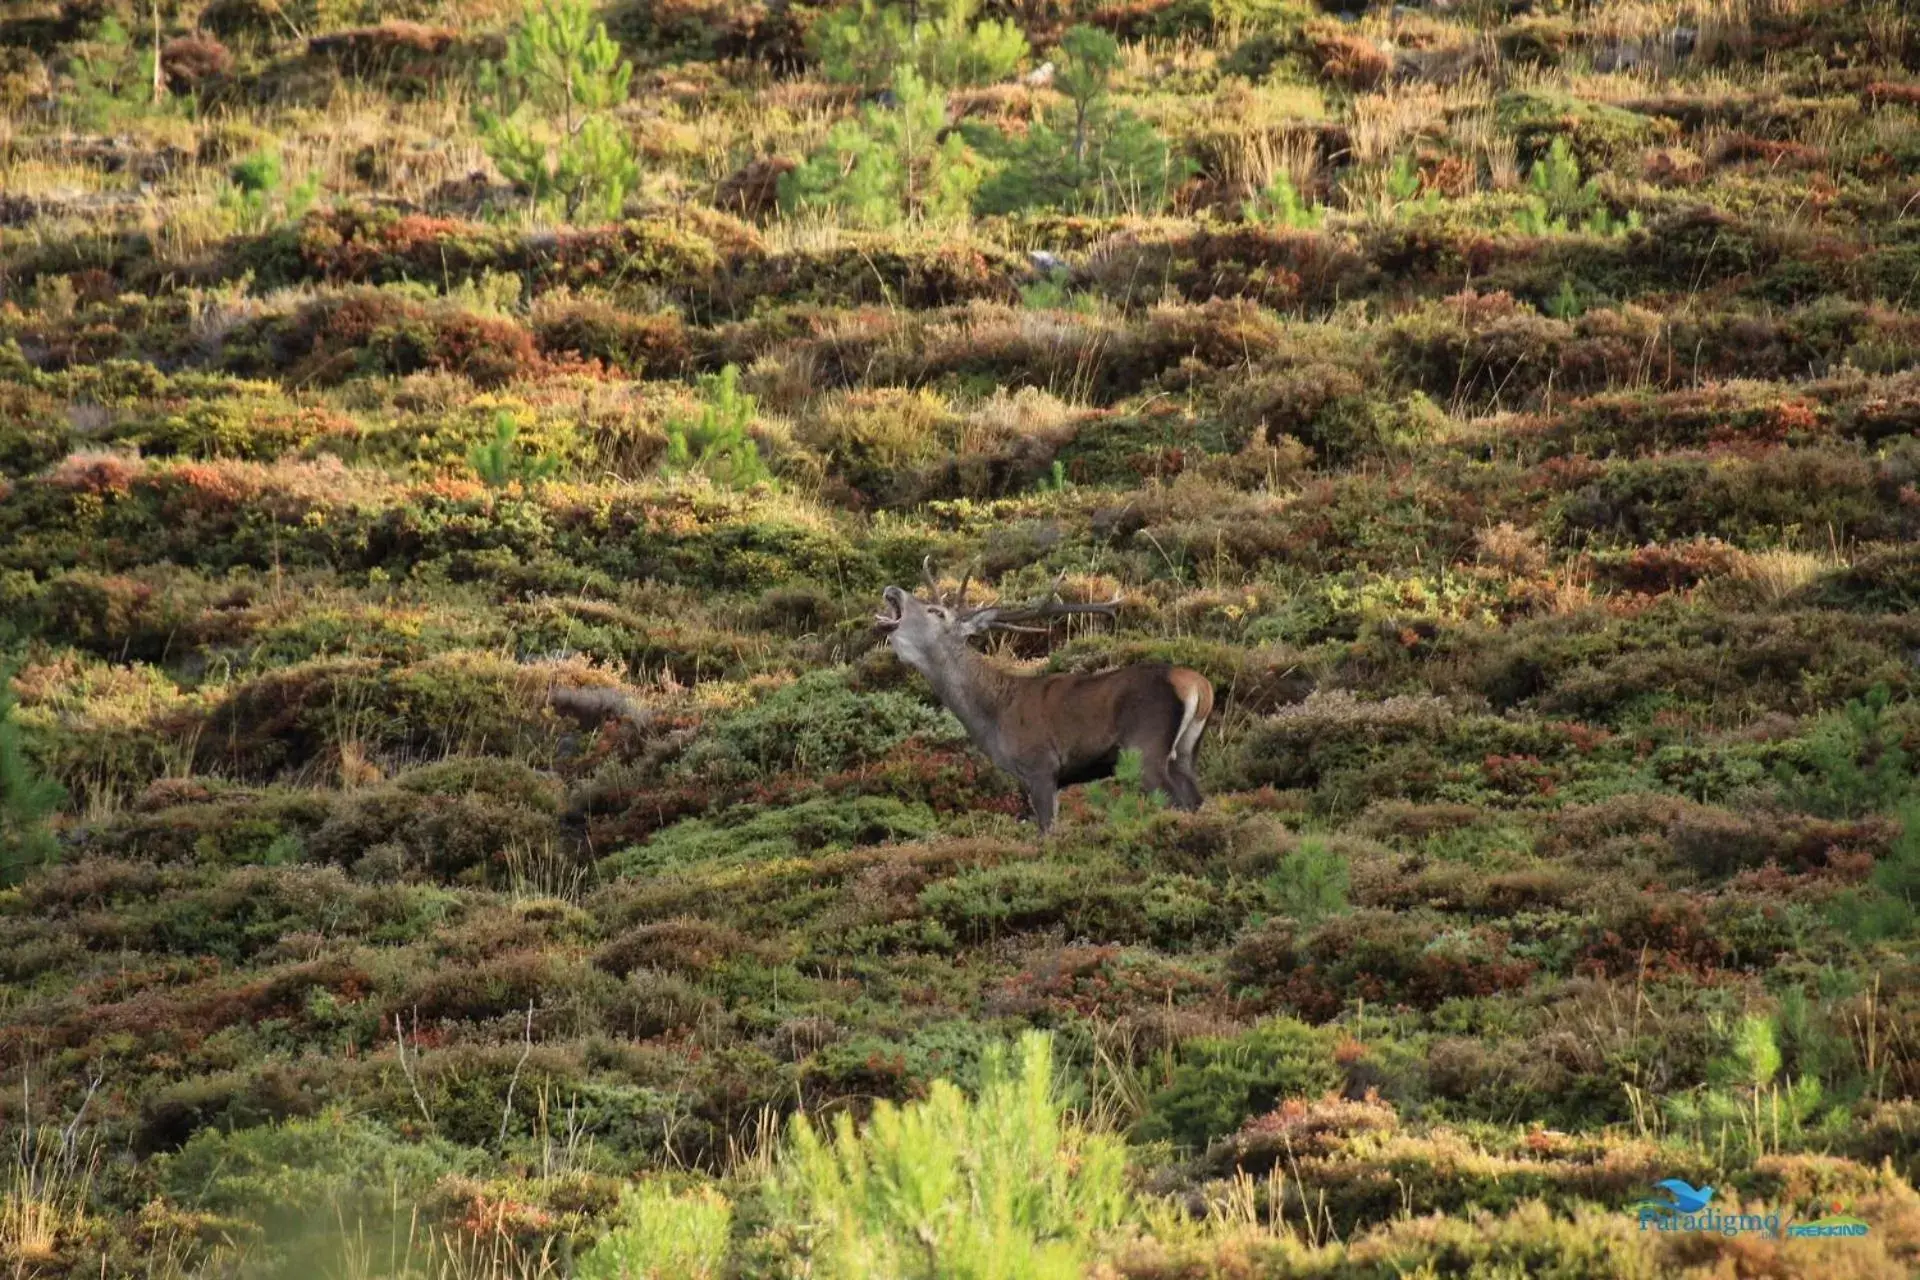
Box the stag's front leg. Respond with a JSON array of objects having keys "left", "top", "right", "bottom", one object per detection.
[{"left": 1024, "top": 774, "right": 1058, "bottom": 835}]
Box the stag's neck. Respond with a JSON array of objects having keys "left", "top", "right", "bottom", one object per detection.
[{"left": 916, "top": 646, "right": 1019, "bottom": 755}]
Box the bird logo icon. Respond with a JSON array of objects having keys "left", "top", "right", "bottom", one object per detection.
[{"left": 1654, "top": 1179, "right": 1715, "bottom": 1214}]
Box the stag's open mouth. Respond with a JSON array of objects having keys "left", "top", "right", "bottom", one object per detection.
[{"left": 873, "top": 590, "right": 903, "bottom": 632}]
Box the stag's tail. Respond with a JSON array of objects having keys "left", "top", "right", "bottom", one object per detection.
[{"left": 1168, "top": 669, "right": 1213, "bottom": 764}]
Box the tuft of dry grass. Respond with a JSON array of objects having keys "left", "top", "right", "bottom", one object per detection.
[
  {"left": 1726, "top": 547, "right": 1839, "bottom": 604},
  {"left": 2, "top": 1077, "right": 101, "bottom": 1266}
]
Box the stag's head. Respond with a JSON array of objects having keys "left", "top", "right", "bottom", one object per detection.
[{"left": 874, "top": 559, "right": 1121, "bottom": 668}]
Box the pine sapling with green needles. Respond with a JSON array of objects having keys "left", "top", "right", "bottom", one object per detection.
[
  {"left": 1546, "top": 277, "right": 1585, "bottom": 319},
  {"left": 574, "top": 1182, "right": 732, "bottom": 1280},
  {"left": 1385, "top": 152, "right": 1423, "bottom": 203},
  {"left": 1082, "top": 748, "right": 1168, "bottom": 834},
  {"left": 780, "top": 65, "right": 982, "bottom": 226},
  {"left": 811, "top": 0, "right": 1027, "bottom": 91},
  {"left": 972, "top": 25, "right": 1186, "bottom": 217},
  {"left": 662, "top": 365, "right": 774, "bottom": 489},
  {"left": 1264, "top": 835, "right": 1349, "bottom": 925},
  {"left": 1513, "top": 136, "right": 1639, "bottom": 237},
  {"left": 772, "top": 1030, "right": 1132, "bottom": 1279},
  {"left": 475, "top": 0, "right": 639, "bottom": 222},
  {"left": 1243, "top": 169, "right": 1320, "bottom": 228},
  {"left": 469, "top": 413, "right": 562, "bottom": 488},
  {"left": 221, "top": 149, "right": 321, "bottom": 229}
]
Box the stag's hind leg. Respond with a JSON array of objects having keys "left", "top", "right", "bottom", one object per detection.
[
  {"left": 1167, "top": 760, "right": 1203, "bottom": 811},
  {"left": 1139, "top": 753, "right": 1179, "bottom": 806},
  {"left": 1160, "top": 674, "right": 1212, "bottom": 813}
]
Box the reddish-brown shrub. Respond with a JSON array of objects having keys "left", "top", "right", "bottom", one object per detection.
[
  {"left": 716, "top": 155, "right": 797, "bottom": 222},
  {"left": 307, "top": 22, "right": 464, "bottom": 80},
  {"left": 1308, "top": 25, "right": 1390, "bottom": 90},
  {"left": 1865, "top": 82, "right": 1920, "bottom": 108},
  {"left": 595, "top": 919, "right": 764, "bottom": 976},
  {"left": 161, "top": 35, "right": 231, "bottom": 91},
  {"left": 532, "top": 300, "right": 692, "bottom": 377}
]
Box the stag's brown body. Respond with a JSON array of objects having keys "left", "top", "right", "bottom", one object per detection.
[{"left": 874, "top": 571, "right": 1214, "bottom": 832}]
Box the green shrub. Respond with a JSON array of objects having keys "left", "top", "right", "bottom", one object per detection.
[
  {"left": 1242, "top": 169, "right": 1320, "bottom": 228},
  {"left": 603, "top": 795, "right": 938, "bottom": 875},
  {"left": 469, "top": 411, "right": 563, "bottom": 487},
  {"left": 1133, "top": 1017, "right": 1342, "bottom": 1150},
  {"left": 662, "top": 365, "right": 774, "bottom": 488},
  {"left": 810, "top": 0, "right": 1027, "bottom": 91},
  {"left": 1496, "top": 91, "right": 1674, "bottom": 171},
  {"left": 771, "top": 1030, "right": 1131, "bottom": 1279},
  {"left": 972, "top": 26, "right": 1185, "bottom": 217},
  {"left": 1832, "top": 800, "right": 1920, "bottom": 942},
  {"left": 65, "top": 17, "right": 163, "bottom": 130},
  {"left": 1513, "top": 137, "right": 1638, "bottom": 237},
  {"left": 918, "top": 859, "right": 1144, "bottom": 944},
  {"left": 674, "top": 670, "right": 960, "bottom": 783},
  {"left": 780, "top": 66, "right": 983, "bottom": 227},
  {"left": 0, "top": 662, "right": 64, "bottom": 887},
  {"left": 473, "top": 0, "right": 638, "bottom": 221},
  {"left": 221, "top": 149, "right": 322, "bottom": 231},
  {"left": 158, "top": 1113, "right": 482, "bottom": 1224},
  {"left": 1082, "top": 748, "right": 1167, "bottom": 832},
  {"left": 1770, "top": 685, "right": 1915, "bottom": 819},
  {"left": 576, "top": 1182, "right": 732, "bottom": 1280},
  {"left": 1264, "top": 835, "right": 1348, "bottom": 924},
  {"left": 1658, "top": 1012, "right": 1841, "bottom": 1158}
]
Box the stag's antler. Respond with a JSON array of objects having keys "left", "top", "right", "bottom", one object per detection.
[
  {"left": 913, "top": 561, "right": 1124, "bottom": 632},
  {"left": 920, "top": 556, "right": 980, "bottom": 612},
  {"left": 977, "top": 571, "right": 1125, "bottom": 632}
]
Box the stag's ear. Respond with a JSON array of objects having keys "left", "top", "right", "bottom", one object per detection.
[{"left": 957, "top": 609, "right": 999, "bottom": 637}]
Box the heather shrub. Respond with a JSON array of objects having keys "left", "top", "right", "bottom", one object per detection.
[
  {"left": 1133, "top": 1016, "right": 1343, "bottom": 1150},
  {"left": 158, "top": 1113, "right": 481, "bottom": 1226},
  {"left": 603, "top": 795, "right": 938, "bottom": 875},
  {"left": 799, "top": 387, "right": 954, "bottom": 499},
  {"left": 672, "top": 670, "right": 961, "bottom": 783},
  {"left": 11, "top": 0, "right": 1920, "bottom": 1268},
  {"left": 532, "top": 298, "right": 691, "bottom": 376},
  {"left": 918, "top": 859, "right": 1117, "bottom": 943},
  {"left": 1496, "top": 91, "right": 1676, "bottom": 170},
  {"left": 309, "top": 785, "right": 557, "bottom": 880}
]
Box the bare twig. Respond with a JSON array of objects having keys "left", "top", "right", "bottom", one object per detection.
[
  {"left": 392, "top": 1008, "right": 435, "bottom": 1132},
  {"left": 497, "top": 1002, "right": 536, "bottom": 1147}
]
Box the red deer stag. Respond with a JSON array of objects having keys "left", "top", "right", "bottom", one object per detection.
[{"left": 873, "top": 561, "right": 1214, "bottom": 832}]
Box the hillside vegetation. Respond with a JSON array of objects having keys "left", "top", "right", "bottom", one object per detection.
[{"left": 3, "top": 0, "right": 1920, "bottom": 1274}]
